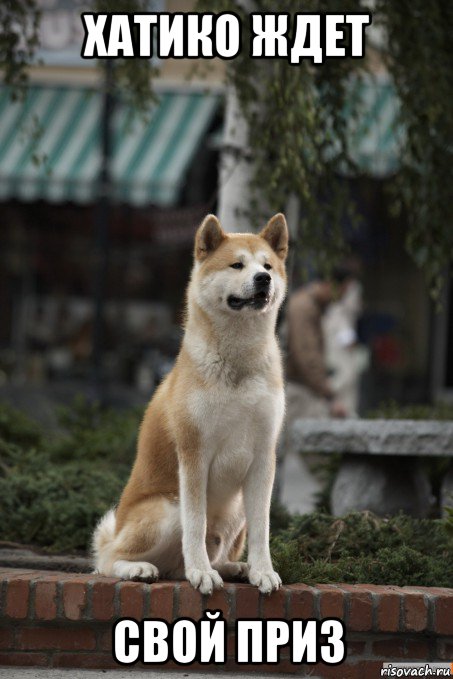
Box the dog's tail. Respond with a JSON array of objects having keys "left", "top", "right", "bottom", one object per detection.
[{"left": 91, "top": 508, "right": 116, "bottom": 574}]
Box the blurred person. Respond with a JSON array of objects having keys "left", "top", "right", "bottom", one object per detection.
[
  {"left": 274, "top": 269, "right": 353, "bottom": 507},
  {"left": 323, "top": 279, "right": 369, "bottom": 417},
  {"left": 285, "top": 269, "right": 353, "bottom": 423}
]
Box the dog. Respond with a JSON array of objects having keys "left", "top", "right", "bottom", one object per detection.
[{"left": 92, "top": 212, "right": 288, "bottom": 594}]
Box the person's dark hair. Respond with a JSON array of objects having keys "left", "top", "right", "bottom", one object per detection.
[{"left": 331, "top": 265, "right": 355, "bottom": 285}]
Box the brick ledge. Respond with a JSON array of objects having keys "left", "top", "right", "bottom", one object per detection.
[{"left": 0, "top": 568, "right": 452, "bottom": 676}]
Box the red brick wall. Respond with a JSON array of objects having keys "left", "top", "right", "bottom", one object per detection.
[{"left": 0, "top": 568, "right": 452, "bottom": 677}]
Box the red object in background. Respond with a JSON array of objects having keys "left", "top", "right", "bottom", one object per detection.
[{"left": 373, "top": 334, "right": 404, "bottom": 369}]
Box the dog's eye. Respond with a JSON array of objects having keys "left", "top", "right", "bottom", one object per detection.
[
  {"left": 264, "top": 263, "right": 272, "bottom": 271},
  {"left": 230, "top": 262, "right": 244, "bottom": 270}
]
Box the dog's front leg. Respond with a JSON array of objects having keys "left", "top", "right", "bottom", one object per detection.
[
  {"left": 179, "top": 460, "right": 223, "bottom": 595},
  {"left": 243, "top": 448, "right": 282, "bottom": 594}
]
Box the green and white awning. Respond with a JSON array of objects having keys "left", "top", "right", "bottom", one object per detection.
[
  {"left": 0, "top": 76, "right": 402, "bottom": 205},
  {"left": 0, "top": 86, "right": 220, "bottom": 206},
  {"left": 346, "top": 74, "right": 404, "bottom": 177}
]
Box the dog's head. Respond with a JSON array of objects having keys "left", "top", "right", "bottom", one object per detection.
[{"left": 191, "top": 213, "right": 288, "bottom": 317}]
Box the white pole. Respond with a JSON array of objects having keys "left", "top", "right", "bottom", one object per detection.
[{"left": 217, "top": 84, "right": 255, "bottom": 232}]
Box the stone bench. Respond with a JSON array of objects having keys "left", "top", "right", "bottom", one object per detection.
[{"left": 291, "top": 419, "right": 453, "bottom": 517}]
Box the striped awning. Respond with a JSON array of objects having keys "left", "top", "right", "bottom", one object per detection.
[
  {"left": 346, "top": 74, "right": 403, "bottom": 177},
  {"left": 0, "top": 86, "right": 220, "bottom": 206}
]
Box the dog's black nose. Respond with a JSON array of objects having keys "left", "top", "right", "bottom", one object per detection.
[{"left": 254, "top": 272, "right": 271, "bottom": 288}]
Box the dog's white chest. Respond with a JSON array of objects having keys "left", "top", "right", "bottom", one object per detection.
[
  {"left": 189, "top": 375, "right": 280, "bottom": 439},
  {"left": 188, "top": 377, "right": 284, "bottom": 503}
]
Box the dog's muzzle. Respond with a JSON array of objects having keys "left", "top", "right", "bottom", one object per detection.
[{"left": 227, "top": 273, "right": 272, "bottom": 310}]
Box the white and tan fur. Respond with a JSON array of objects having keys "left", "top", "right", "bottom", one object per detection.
[{"left": 92, "top": 213, "right": 289, "bottom": 594}]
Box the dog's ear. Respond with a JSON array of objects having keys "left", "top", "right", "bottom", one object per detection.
[
  {"left": 195, "top": 214, "right": 226, "bottom": 261},
  {"left": 259, "top": 213, "right": 289, "bottom": 260}
]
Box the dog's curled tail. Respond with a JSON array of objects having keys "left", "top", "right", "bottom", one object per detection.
[{"left": 91, "top": 508, "right": 116, "bottom": 574}]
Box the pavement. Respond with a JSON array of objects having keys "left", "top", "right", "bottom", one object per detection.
[{"left": 0, "top": 670, "right": 297, "bottom": 678}]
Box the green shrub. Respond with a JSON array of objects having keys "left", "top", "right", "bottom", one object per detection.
[
  {"left": 0, "top": 399, "right": 140, "bottom": 552},
  {"left": 367, "top": 400, "right": 453, "bottom": 421},
  {"left": 49, "top": 396, "right": 140, "bottom": 465},
  {"left": 0, "top": 402, "right": 43, "bottom": 448},
  {"left": 0, "top": 441, "right": 125, "bottom": 552},
  {"left": 270, "top": 511, "right": 453, "bottom": 587}
]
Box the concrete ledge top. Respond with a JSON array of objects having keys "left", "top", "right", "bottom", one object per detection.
[{"left": 291, "top": 418, "right": 453, "bottom": 456}]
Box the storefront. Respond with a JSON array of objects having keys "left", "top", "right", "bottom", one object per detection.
[{"left": 0, "top": 82, "right": 222, "bottom": 389}]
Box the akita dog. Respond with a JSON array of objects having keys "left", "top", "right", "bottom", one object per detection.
[{"left": 93, "top": 213, "right": 288, "bottom": 594}]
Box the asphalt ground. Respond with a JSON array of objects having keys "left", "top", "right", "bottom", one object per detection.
[{"left": 0, "top": 669, "right": 299, "bottom": 678}]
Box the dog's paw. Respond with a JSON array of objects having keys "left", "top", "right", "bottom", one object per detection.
[
  {"left": 113, "top": 560, "right": 159, "bottom": 582},
  {"left": 248, "top": 567, "right": 282, "bottom": 594},
  {"left": 217, "top": 561, "right": 249, "bottom": 580},
  {"left": 186, "top": 568, "right": 223, "bottom": 595}
]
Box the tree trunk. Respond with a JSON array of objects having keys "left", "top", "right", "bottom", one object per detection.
[{"left": 217, "top": 84, "right": 255, "bottom": 233}]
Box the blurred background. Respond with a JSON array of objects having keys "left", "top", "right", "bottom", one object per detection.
[{"left": 0, "top": 0, "right": 451, "bottom": 421}]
